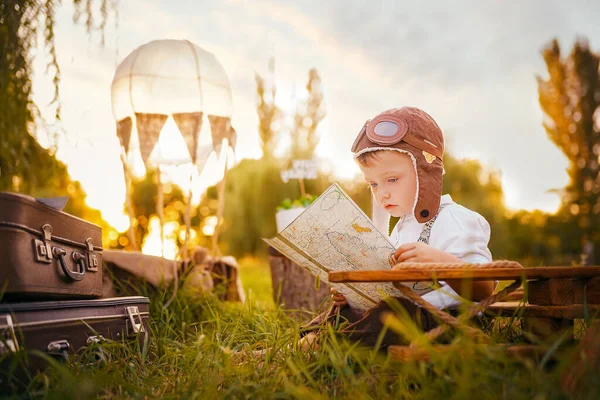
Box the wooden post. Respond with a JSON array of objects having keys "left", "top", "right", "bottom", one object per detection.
[
  {"left": 156, "top": 165, "right": 165, "bottom": 257},
  {"left": 179, "top": 179, "right": 193, "bottom": 264},
  {"left": 268, "top": 247, "right": 331, "bottom": 321},
  {"left": 573, "top": 277, "right": 600, "bottom": 304},
  {"left": 120, "top": 153, "right": 138, "bottom": 251},
  {"left": 211, "top": 149, "right": 228, "bottom": 259},
  {"left": 523, "top": 317, "right": 573, "bottom": 343},
  {"left": 298, "top": 178, "right": 306, "bottom": 198},
  {"left": 528, "top": 279, "right": 574, "bottom": 305},
  {"left": 561, "top": 320, "right": 600, "bottom": 396}
]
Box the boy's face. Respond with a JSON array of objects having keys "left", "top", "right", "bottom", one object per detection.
[{"left": 358, "top": 151, "right": 417, "bottom": 218}]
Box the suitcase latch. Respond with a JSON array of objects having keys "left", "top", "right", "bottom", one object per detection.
[
  {"left": 126, "top": 306, "right": 145, "bottom": 335},
  {"left": 47, "top": 340, "right": 70, "bottom": 361},
  {"left": 86, "top": 335, "right": 107, "bottom": 364},
  {"left": 86, "top": 238, "right": 99, "bottom": 272},
  {"left": 0, "top": 315, "right": 19, "bottom": 355},
  {"left": 86, "top": 335, "right": 105, "bottom": 344},
  {"left": 33, "top": 224, "right": 54, "bottom": 263}
]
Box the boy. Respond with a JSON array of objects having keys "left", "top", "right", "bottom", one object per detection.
[{"left": 310, "top": 106, "right": 496, "bottom": 347}]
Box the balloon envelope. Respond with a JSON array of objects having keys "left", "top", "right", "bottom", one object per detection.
[{"left": 111, "top": 39, "right": 233, "bottom": 121}]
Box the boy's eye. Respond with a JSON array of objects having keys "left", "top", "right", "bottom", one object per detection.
[
  {"left": 388, "top": 178, "right": 397, "bottom": 183},
  {"left": 370, "top": 182, "right": 378, "bottom": 188}
]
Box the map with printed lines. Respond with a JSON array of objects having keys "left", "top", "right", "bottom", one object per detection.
[{"left": 264, "top": 183, "right": 435, "bottom": 310}]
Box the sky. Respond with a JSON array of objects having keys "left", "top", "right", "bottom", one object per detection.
[{"left": 31, "top": 0, "right": 600, "bottom": 230}]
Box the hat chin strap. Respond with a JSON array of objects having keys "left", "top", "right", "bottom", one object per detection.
[{"left": 372, "top": 195, "right": 391, "bottom": 237}]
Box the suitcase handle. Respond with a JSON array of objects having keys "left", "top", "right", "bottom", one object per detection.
[{"left": 52, "top": 247, "right": 85, "bottom": 281}]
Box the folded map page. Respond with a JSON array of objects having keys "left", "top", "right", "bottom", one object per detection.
[{"left": 264, "top": 183, "right": 435, "bottom": 310}]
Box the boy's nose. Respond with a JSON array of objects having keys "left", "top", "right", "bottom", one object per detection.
[{"left": 379, "top": 190, "right": 391, "bottom": 201}]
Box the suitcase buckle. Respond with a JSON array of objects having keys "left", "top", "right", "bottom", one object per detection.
[
  {"left": 33, "top": 224, "right": 54, "bottom": 264},
  {"left": 85, "top": 238, "right": 99, "bottom": 272},
  {"left": 126, "top": 306, "right": 145, "bottom": 335},
  {"left": 0, "top": 315, "right": 19, "bottom": 355}
]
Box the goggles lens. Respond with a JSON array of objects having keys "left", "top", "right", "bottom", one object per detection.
[
  {"left": 373, "top": 121, "right": 399, "bottom": 137},
  {"left": 366, "top": 116, "right": 408, "bottom": 145}
]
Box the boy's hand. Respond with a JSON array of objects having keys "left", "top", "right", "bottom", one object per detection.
[
  {"left": 392, "top": 242, "right": 496, "bottom": 301},
  {"left": 392, "top": 242, "right": 461, "bottom": 264},
  {"left": 330, "top": 288, "right": 348, "bottom": 308}
]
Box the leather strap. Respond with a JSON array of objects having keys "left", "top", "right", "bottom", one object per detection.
[{"left": 417, "top": 203, "right": 448, "bottom": 245}]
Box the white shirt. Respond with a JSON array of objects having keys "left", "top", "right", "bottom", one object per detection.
[{"left": 389, "top": 194, "right": 493, "bottom": 309}]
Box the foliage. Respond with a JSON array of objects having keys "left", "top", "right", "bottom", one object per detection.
[
  {"left": 0, "top": 0, "right": 114, "bottom": 242},
  {"left": 276, "top": 194, "right": 316, "bottom": 211},
  {"left": 107, "top": 168, "right": 217, "bottom": 255},
  {"left": 3, "top": 0, "right": 596, "bottom": 271},
  {"left": 217, "top": 158, "right": 292, "bottom": 256},
  {"left": 537, "top": 37, "right": 600, "bottom": 264},
  {"left": 442, "top": 154, "right": 511, "bottom": 261},
  {"left": 255, "top": 58, "right": 282, "bottom": 160}
]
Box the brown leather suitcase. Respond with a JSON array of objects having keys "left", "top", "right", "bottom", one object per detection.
[
  {"left": 0, "top": 296, "right": 150, "bottom": 369},
  {"left": 0, "top": 192, "right": 103, "bottom": 300}
]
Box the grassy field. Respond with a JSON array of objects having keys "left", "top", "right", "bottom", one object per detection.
[
  {"left": 1, "top": 258, "right": 598, "bottom": 399},
  {"left": 237, "top": 257, "right": 276, "bottom": 309}
]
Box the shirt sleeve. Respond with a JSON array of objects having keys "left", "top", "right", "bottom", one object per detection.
[{"left": 429, "top": 204, "right": 493, "bottom": 263}]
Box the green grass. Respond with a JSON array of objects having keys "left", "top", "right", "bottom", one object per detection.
[
  {"left": 237, "top": 256, "right": 275, "bottom": 309},
  {"left": 1, "top": 260, "right": 598, "bottom": 399}
]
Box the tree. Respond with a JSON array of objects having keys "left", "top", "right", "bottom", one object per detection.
[
  {"left": 255, "top": 58, "right": 282, "bottom": 160},
  {"left": 442, "top": 155, "right": 510, "bottom": 259},
  {"left": 1, "top": 2, "right": 111, "bottom": 188},
  {"left": 537, "top": 38, "right": 600, "bottom": 264},
  {"left": 0, "top": 0, "right": 114, "bottom": 240},
  {"left": 108, "top": 169, "right": 211, "bottom": 255},
  {"left": 289, "top": 68, "right": 326, "bottom": 160},
  {"left": 218, "top": 158, "right": 286, "bottom": 256},
  {"left": 216, "top": 65, "right": 329, "bottom": 257}
]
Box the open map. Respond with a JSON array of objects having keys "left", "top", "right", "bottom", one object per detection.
[{"left": 264, "top": 183, "right": 435, "bottom": 310}]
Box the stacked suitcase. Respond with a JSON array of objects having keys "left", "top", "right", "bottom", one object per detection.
[{"left": 0, "top": 192, "right": 150, "bottom": 370}]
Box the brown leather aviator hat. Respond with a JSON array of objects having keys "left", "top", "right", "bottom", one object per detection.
[{"left": 351, "top": 106, "right": 445, "bottom": 227}]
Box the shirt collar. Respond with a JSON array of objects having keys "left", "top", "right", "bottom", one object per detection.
[{"left": 440, "top": 194, "right": 453, "bottom": 205}]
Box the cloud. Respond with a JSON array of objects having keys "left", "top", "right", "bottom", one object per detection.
[
  {"left": 276, "top": 0, "right": 598, "bottom": 211},
  {"left": 33, "top": 0, "right": 600, "bottom": 220},
  {"left": 293, "top": 0, "right": 599, "bottom": 88}
]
